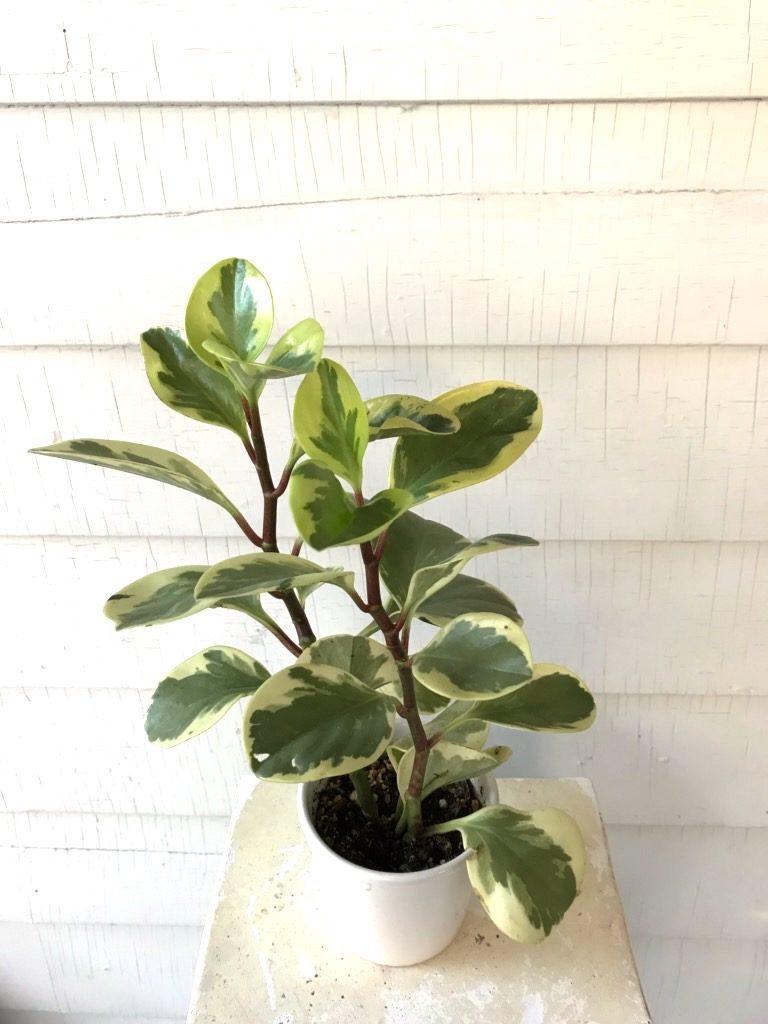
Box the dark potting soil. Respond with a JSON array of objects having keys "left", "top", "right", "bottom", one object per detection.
[{"left": 312, "top": 754, "right": 482, "bottom": 873}]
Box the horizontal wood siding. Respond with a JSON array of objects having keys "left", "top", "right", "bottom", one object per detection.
[
  {"left": 3, "top": 194, "right": 768, "bottom": 348},
  {"left": 1, "top": 1, "right": 766, "bottom": 103}
]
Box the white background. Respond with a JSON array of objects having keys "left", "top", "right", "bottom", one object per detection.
[{"left": 1, "top": 2, "right": 767, "bottom": 1022}]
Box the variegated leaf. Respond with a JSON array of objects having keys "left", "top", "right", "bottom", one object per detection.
[
  {"left": 418, "top": 574, "right": 522, "bottom": 627},
  {"left": 391, "top": 381, "right": 542, "bottom": 503},
  {"left": 413, "top": 613, "right": 533, "bottom": 700},
  {"left": 185, "top": 257, "right": 274, "bottom": 368},
  {"left": 195, "top": 552, "right": 354, "bottom": 601},
  {"left": 471, "top": 664, "right": 596, "bottom": 732},
  {"left": 202, "top": 317, "right": 325, "bottom": 399},
  {"left": 381, "top": 512, "right": 534, "bottom": 620},
  {"left": 140, "top": 327, "right": 248, "bottom": 441},
  {"left": 297, "top": 634, "right": 399, "bottom": 691},
  {"left": 103, "top": 564, "right": 281, "bottom": 634},
  {"left": 366, "top": 395, "right": 460, "bottom": 440},
  {"left": 243, "top": 663, "right": 398, "bottom": 781},
  {"left": 435, "top": 806, "right": 585, "bottom": 942},
  {"left": 146, "top": 646, "right": 269, "bottom": 747},
  {"left": 267, "top": 318, "right": 324, "bottom": 375},
  {"left": 430, "top": 716, "right": 490, "bottom": 750},
  {"left": 29, "top": 439, "right": 242, "bottom": 520},
  {"left": 294, "top": 359, "right": 368, "bottom": 488},
  {"left": 290, "top": 460, "right": 412, "bottom": 549},
  {"left": 396, "top": 741, "right": 511, "bottom": 801}
]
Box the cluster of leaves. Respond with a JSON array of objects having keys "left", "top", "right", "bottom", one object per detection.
[{"left": 32, "top": 258, "right": 596, "bottom": 944}]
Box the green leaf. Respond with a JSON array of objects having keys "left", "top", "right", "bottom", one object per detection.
[
  {"left": 294, "top": 359, "right": 368, "bottom": 488},
  {"left": 418, "top": 574, "right": 522, "bottom": 627},
  {"left": 396, "top": 741, "right": 511, "bottom": 801},
  {"left": 139, "top": 327, "right": 248, "bottom": 441},
  {"left": 195, "top": 552, "right": 354, "bottom": 601},
  {"left": 146, "top": 646, "right": 270, "bottom": 747},
  {"left": 290, "top": 460, "right": 412, "bottom": 549},
  {"left": 103, "top": 564, "right": 282, "bottom": 635},
  {"left": 471, "top": 664, "right": 596, "bottom": 732},
  {"left": 367, "top": 395, "right": 460, "bottom": 440},
  {"left": 413, "top": 613, "right": 533, "bottom": 701},
  {"left": 29, "top": 439, "right": 242, "bottom": 520},
  {"left": 185, "top": 257, "right": 274, "bottom": 368},
  {"left": 441, "top": 805, "right": 585, "bottom": 942},
  {"left": 391, "top": 381, "right": 542, "bottom": 503},
  {"left": 431, "top": 716, "right": 490, "bottom": 750},
  {"left": 267, "top": 318, "right": 325, "bottom": 375},
  {"left": 380, "top": 511, "right": 535, "bottom": 620},
  {"left": 105, "top": 565, "right": 214, "bottom": 629},
  {"left": 202, "top": 318, "right": 325, "bottom": 401},
  {"left": 297, "top": 634, "right": 399, "bottom": 691},
  {"left": 244, "top": 663, "right": 398, "bottom": 781}
]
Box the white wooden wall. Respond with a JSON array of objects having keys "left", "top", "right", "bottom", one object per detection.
[{"left": 1, "top": 3, "right": 767, "bottom": 1022}]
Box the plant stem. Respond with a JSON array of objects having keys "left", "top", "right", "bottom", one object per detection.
[
  {"left": 359, "top": 538, "right": 430, "bottom": 835},
  {"left": 243, "top": 398, "right": 316, "bottom": 649},
  {"left": 350, "top": 769, "right": 378, "bottom": 817}
]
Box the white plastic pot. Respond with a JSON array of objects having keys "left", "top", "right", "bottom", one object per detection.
[{"left": 297, "top": 774, "right": 499, "bottom": 966}]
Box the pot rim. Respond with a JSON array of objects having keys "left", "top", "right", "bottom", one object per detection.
[{"left": 297, "top": 773, "right": 498, "bottom": 886}]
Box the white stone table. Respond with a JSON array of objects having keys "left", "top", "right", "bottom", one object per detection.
[{"left": 187, "top": 778, "right": 651, "bottom": 1023}]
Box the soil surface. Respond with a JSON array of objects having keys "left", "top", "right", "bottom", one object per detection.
[{"left": 312, "top": 754, "right": 482, "bottom": 873}]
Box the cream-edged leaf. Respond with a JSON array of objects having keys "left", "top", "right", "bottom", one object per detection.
[
  {"left": 294, "top": 358, "right": 368, "bottom": 488},
  {"left": 140, "top": 327, "right": 248, "bottom": 441},
  {"left": 297, "top": 634, "right": 399, "bottom": 691},
  {"left": 290, "top": 460, "right": 412, "bottom": 549},
  {"left": 380, "top": 511, "right": 534, "bottom": 621},
  {"left": 29, "top": 439, "right": 242, "bottom": 520},
  {"left": 185, "top": 257, "right": 273, "bottom": 368},
  {"left": 103, "top": 564, "right": 282, "bottom": 634},
  {"left": 418, "top": 574, "right": 522, "bottom": 627},
  {"left": 146, "top": 646, "right": 269, "bottom": 747},
  {"left": 201, "top": 318, "right": 324, "bottom": 400},
  {"left": 396, "top": 741, "right": 511, "bottom": 801},
  {"left": 441, "top": 805, "right": 585, "bottom": 943},
  {"left": 413, "top": 613, "right": 533, "bottom": 700},
  {"left": 473, "top": 664, "right": 597, "bottom": 732},
  {"left": 244, "top": 663, "right": 398, "bottom": 781},
  {"left": 195, "top": 552, "right": 353, "bottom": 601},
  {"left": 367, "top": 394, "right": 460, "bottom": 440},
  {"left": 391, "top": 381, "right": 541, "bottom": 503}
]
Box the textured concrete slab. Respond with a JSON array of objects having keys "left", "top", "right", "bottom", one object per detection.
[{"left": 188, "top": 778, "right": 651, "bottom": 1023}]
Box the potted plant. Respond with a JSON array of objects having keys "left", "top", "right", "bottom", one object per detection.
[{"left": 32, "top": 257, "right": 596, "bottom": 967}]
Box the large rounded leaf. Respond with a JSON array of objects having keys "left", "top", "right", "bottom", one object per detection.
[
  {"left": 244, "top": 663, "right": 398, "bottom": 781},
  {"left": 195, "top": 552, "right": 353, "bottom": 601},
  {"left": 29, "top": 439, "right": 242, "bottom": 519},
  {"left": 140, "top": 328, "right": 249, "bottom": 441},
  {"left": 434, "top": 805, "right": 585, "bottom": 942},
  {"left": 297, "top": 634, "right": 399, "bottom": 691},
  {"left": 290, "top": 460, "right": 412, "bottom": 549},
  {"left": 413, "top": 612, "right": 533, "bottom": 700},
  {"left": 391, "top": 381, "right": 541, "bottom": 503},
  {"left": 146, "top": 646, "right": 270, "bottom": 747},
  {"left": 367, "top": 395, "right": 460, "bottom": 440},
  {"left": 185, "top": 257, "right": 274, "bottom": 368},
  {"left": 294, "top": 359, "right": 368, "bottom": 488},
  {"left": 471, "top": 664, "right": 596, "bottom": 732}
]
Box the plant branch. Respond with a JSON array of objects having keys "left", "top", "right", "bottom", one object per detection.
[
  {"left": 244, "top": 398, "right": 316, "bottom": 649},
  {"left": 360, "top": 537, "right": 430, "bottom": 834}
]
